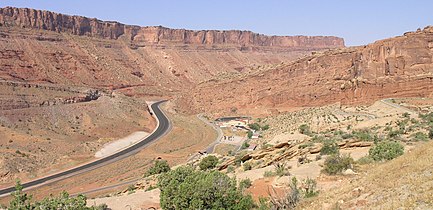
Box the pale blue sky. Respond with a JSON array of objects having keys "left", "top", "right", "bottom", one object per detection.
[{"left": 1, "top": 0, "right": 432, "bottom": 46}]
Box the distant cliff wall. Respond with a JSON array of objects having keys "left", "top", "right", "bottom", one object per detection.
[{"left": 0, "top": 7, "right": 344, "bottom": 49}]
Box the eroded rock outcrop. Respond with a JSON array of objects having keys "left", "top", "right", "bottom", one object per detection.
[
  {"left": 0, "top": 7, "right": 344, "bottom": 49},
  {"left": 183, "top": 26, "right": 433, "bottom": 114}
]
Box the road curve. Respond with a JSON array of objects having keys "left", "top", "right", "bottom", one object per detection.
[{"left": 0, "top": 100, "right": 171, "bottom": 197}]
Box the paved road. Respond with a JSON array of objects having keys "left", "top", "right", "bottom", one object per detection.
[{"left": 0, "top": 100, "right": 171, "bottom": 197}]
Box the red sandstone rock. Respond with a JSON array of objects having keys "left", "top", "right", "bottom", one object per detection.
[
  {"left": 0, "top": 7, "right": 344, "bottom": 49},
  {"left": 183, "top": 26, "right": 433, "bottom": 114}
]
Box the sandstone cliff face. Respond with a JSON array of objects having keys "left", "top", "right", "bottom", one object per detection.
[
  {"left": 0, "top": 7, "right": 344, "bottom": 49},
  {"left": 183, "top": 26, "right": 433, "bottom": 115}
]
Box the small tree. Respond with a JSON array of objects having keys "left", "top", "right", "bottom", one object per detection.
[
  {"left": 369, "top": 141, "right": 404, "bottom": 161},
  {"left": 429, "top": 128, "right": 433, "bottom": 140},
  {"left": 199, "top": 155, "right": 218, "bottom": 170},
  {"left": 248, "top": 123, "right": 261, "bottom": 131},
  {"left": 320, "top": 140, "right": 339, "bottom": 155},
  {"left": 158, "top": 166, "right": 254, "bottom": 209},
  {"left": 239, "top": 178, "right": 252, "bottom": 191},
  {"left": 322, "top": 154, "right": 353, "bottom": 175},
  {"left": 145, "top": 159, "right": 170, "bottom": 177},
  {"left": 302, "top": 178, "right": 318, "bottom": 198},
  {"left": 247, "top": 130, "right": 253, "bottom": 139},
  {"left": 9, "top": 180, "right": 32, "bottom": 210},
  {"left": 8, "top": 180, "right": 106, "bottom": 209}
]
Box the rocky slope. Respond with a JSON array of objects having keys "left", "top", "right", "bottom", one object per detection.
[
  {"left": 0, "top": 7, "right": 344, "bottom": 98},
  {"left": 0, "top": 7, "right": 344, "bottom": 49},
  {"left": 182, "top": 26, "right": 433, "bottom": 115}
]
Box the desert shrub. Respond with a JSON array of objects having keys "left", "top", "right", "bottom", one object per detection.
[
  {"left": 352, "top": 130, "right": 372, "bottom": 141},
  {"left": 356, "top": 156, "right": 374, "bottom": 165},
  {"left": 311, "top": 134, "right": 325, "bottom": 142},
  {"left": 243, "top": 162, "right": 252, "bottom": 171},
  {"left": 158, "top": 166, "right": 254, "bottom": 209},
  {"left": 299, "top": 124, "right": 311, "bottom": 135},
  {"left": 234, "top": 152, "right": 247, "bottom": 166},
  {"left": 341, "top": 133, "right": 353, "bottom": 139},
  {"left": 261, "top": 143, "right": 271, "bottom": 149},
  {"left": 239, "top": 178, "right": 252, "bottom": 191},
  {"left": 387, "top": 129, "right": 402, "bottom": 139},
  {"left": 322, "top": 154, "right": 353, "bottom": 175},
  {"left": 264, "top": 163, "right": 290, "bottom": 177},
  {"left": 8, "top": 181, "right": 105, "bottom": 210},
  {"left": 247, "top": 130, "right": 253, "bottom": 139},
  {"left": 248, "top": 123, "right": 261, "bottom": 131},
  {"left": 429, "top": 128, "right": 433, "bottom": 139},
  {"left": 145, "top": 159, "right": 170, "bottom": 177},
  {"left": 268, "top": 177, "right": 300, "bottom": 209},
  {"left": 263, "top": 170, "right": 275, "bottom": 177},
  {"left": 411, "top": 132, "right": 429, "bottom": 141},
  {"left": 302, "top": 177, "right": 318, "bottom": 198},
  {"left": 127, "top": 185, "right": 135, "bottom": 194},
  {"left": 298, "top": 142, "right": 314, "bottom": 149},
  {"left": 146, "top": 185, "right": 157, "bottom": 192},
  {"left": 369, "top": 141, "right": 404, "bottom": 161},
  {"left": 320, "top": 140, "right": 339, "bottom": 155},
  {"left": 241, "top": 141, "right": 250, "bottom": 149},
  {"left": 420, "top": 112, "right": 433, "bottom": 124},
  {"left": 257, "top": 197, "right": 270, "bottom": 210},
  {"left": 275, "top": 163, "right": 291, "bottom": 177},
  {"left": 226, "top": 165, "right": 235, "bottom": 173},
  {"left": 199, "top": 155, "right": 219, "bottom": 170},
  {"left": 262, "top": 124, "right": 270, "bottom": 130}
]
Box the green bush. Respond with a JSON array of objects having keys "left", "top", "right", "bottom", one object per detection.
[
  {"left": 387, "top": 129, "right": 402, "bottom": 139},
  {"left": 352, "top": 130, "right": 372, "bottom": 141},
  {"left": 263, "top": 170, "right": 275, "bottom": 177},
  {"left": 302, "top": 177, "right": 318, "bottom": 198},
  {"left": 8, "top": 181, "right": 106, "bottom": 209},
  {"left": 320, "top": 140, "right": 339, "bottom": 155},
  {"left": 241, "top": 141, "right": 250, "bottom": 149},
  {"left": 239, "top": 178, "right": 252, "bottom": 191},
  {"left": 411, "top": 132, "right": 429, "bottom": 141},
  {"left": 262, "top": 124, "right": 270, "bottom": 130},
  {"left": 369, "top": 141, "right": 404, "bottom": 161},
  {"left": 145, "top": 159, "right": 170, "bottom": 177},
  {"left": 322, "top": 154, "right": 353, "bottom": 175},
  {"left": 248, "top": 123, "right": 261, "bottom": 131},
  {"left": 226, "top": 165, "right": 235, "bottom": 173},
  {"left": 247, "top": 130, "right": 253, "bottom": 139},
  {"left": 264, "top": 163, "right": 290, "bottom": 177},
  {"left": 158, "top": 166, "right": 254, "bottom": 209},
  {"left": 199, "top": 155, "right": 218, "bottom": 170},
  {"left": 356, "top": 156, "right": 374, "bottom": 165},
  {"left": 243, "top": 162, "right": 252, "bottom": 171},
  {"left": 299, "top": 124, "right": 311, "bottom": 135}
]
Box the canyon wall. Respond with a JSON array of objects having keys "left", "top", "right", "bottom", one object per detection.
[
  {"left": 0, "top": 7, "right": 344, "bottom": 49},
  {"left": 183, "top": 26, "right": 433, "bottom": 115}
]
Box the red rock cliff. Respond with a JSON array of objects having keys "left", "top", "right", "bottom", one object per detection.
[{"left": 0, "top": 7, "right": 344, "bottom": 49}]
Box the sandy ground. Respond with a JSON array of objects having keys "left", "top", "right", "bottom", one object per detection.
[
  {"left": 95, "top": 131, "right": 149, "bottom": 158},
  {"left": 88, "top": 189, "right": 160, "bottom": 210}
]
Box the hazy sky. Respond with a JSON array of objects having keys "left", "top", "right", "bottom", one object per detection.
[{"left": 1, "top": 0, "right": 432, "bottom": 46}]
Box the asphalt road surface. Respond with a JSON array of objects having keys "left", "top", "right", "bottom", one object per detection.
[{"left": 0, "top": 100, "right": 170, "bottom": 197}]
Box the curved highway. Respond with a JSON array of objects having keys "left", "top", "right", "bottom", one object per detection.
[{"left": 0, "top": 100, "right": 170, "bottom": 197}]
